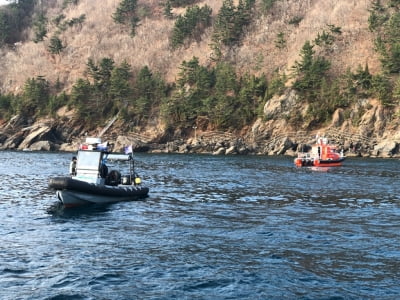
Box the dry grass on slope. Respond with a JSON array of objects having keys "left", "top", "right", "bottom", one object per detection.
[
  {"left": 0, "top": 0, "right": 381, "bottom": 94},
  {"left": 236, "top": 0, "right": 379, "bottom": 79},
  {"left": 0, "top": 0, "right": 222, "bottom": 92}
]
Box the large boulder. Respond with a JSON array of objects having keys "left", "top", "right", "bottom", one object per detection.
[
  {"left": 213, "top": 147, "right": 226, "bottom": 155},
  {"left": 225, "top": 145, "right": 236, "bottom": 155},
  {"left": 372, "top": 140, "right": 398, "bottom": 158},
  {"left": 263, "top": 89, "right": 299, "bottom": 120},
  {"left": 358, "top": 101, "right": 386, "bottom": 137},
  {"left": 0, "top": 131, "right": 25, "bottom": 150},
  {"left": 331, "top": 108, "right": 345, "bottom": 127},
  {"left": 30, "top": 140, "right": 54, "bottom": 151},
  {"left": 18, "top": 125, "right": 51, "bottom": 150},
  {"left": 113, "top": 135, "right": 150, "bottom": 152},
  {"left": 59, "top": 142, "right": 79, "bottom": 152}
]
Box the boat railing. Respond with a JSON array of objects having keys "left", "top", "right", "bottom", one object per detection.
[{"left": 297, "top": 152, "right": 313, "bottom": 159}]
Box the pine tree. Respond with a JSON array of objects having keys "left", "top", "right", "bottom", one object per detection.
[
  {"left": 213, "top": 0, "right": 237, "bottom": 46},
  {"left": 22, "top": 76, "right": 50, "bottom": 115},
  {"left": 164, "top": 1, "right": 173, "bottom": 19},
  {"left": 86, "top": 57, "right": 115, "bottom": 93},
  {"left": 110, "top": 60, "right": 132, "bottom": 106},
  {"left": 71, "top": 78, "right": 95, "bottom": 120},
  {"left": 292, "top": 41, "right": 331, "bottom": 98},
  {"left": 275, "top": 32, "right": 286, "bottom": 49},
  {"left": 170, "top": 5, "right": 212, "bottom": 49},
  {"left": 0, "top": 11, "right": 10, "bottom": 46},
  {"left": 33, "top": 13, "right": 47, "bottom": 43},
  {"left": 48, "top": 35, "right": 65, "bottom": 54},
  {"left": 112, "top": 0, "right": 139, "bottom": 36},
  {"left": 393, "top": 77, "right": 400, "bottom": 100},
  {"left": 293, "top": 41, "right": 315, "bottom": 74},
  {"left": 84, "top": 57, "right": 116, "bottom": 117},
  {"left": 211, "top": 0, "right": 255, "bottom": 55},
  {"left": 371, "top": 74, "right": 393, "bottom": 106}
]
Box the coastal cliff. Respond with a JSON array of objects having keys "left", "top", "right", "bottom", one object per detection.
[
  {"left": 1, "top": 0, "right": 400, "bottom": 157},
  {"left": 1, "top": 87, "right": 399, "bottom": 158}
]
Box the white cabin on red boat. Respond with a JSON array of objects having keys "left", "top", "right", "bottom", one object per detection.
[{"left": 295, "top": 137, "right": 345, "bottom": 167}]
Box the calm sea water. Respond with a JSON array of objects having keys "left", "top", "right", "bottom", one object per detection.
[{"left": 0, "top": 151, "right": 399, "bottom": 299}]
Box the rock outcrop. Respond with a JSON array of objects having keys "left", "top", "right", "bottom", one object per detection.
[{"left": 1, "top": 88, "right": 400, "bottom": 158}]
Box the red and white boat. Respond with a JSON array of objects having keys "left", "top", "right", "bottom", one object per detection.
[{"left": 294, "top": 137, "right": 345, "bottom": 167}]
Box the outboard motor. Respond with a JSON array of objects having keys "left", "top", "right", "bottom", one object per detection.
[{"left": 106, "top": 170, "right": 121, "bottom": 186}]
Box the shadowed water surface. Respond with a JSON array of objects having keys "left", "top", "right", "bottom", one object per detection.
[{"left": 0, "top": 151, "right": 399, "bottom": 299}]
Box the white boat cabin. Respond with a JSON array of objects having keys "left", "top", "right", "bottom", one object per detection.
[{"left": 75, "top": 150, "right": 107, "bottom": 184}]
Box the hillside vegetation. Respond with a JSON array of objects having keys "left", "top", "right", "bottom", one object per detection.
[{"left": 0, "top": 0, "right": 400, "bottom": 146}]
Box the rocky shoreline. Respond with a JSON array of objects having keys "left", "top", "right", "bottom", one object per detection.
[
  {"left": 2, "top": 87, "right": 400, "bottom": 159},
  {"left": 1, "top": 114, "right": 399, "bottom": 159}
]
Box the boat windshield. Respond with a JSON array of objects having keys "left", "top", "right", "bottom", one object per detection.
[{"left": 77, "top": 151, "right": 102, "bottom": 171}]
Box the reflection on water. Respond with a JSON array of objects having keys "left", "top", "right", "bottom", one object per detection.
[
  {"left": 0, "top": 151, "right": 400, "bottom": 299},
  {"left": 46, "top": 201, "right": 114, "bottom": 218}
]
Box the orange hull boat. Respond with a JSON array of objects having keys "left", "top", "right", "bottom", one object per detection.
[{"left": 295, "top": 137, "right": 345, "bottom": 167}]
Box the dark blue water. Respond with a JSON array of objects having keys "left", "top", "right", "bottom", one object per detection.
[{"left": 1, "top": 151, "right": 399, "bottom": 299}]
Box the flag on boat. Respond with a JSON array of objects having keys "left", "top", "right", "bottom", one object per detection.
[
  {"left": 124, "top": 145, "right": 133, "bottom": 154},
  {"left": 97, "top": 142, "right": 108, "bottom": 151}
]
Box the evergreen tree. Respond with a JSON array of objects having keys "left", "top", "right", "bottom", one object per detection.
[
  {"left": 33, "top": 13, "right": 47, "bottom": 43},
  {"left": 267, "top": 70, "right": 286, "bottom": 100},
  {"left": 162, "top": 57, "right": 213, "bottom": 125},
  {"left": 353, "top": 63, "right": 373, "bottom": 91},
  {"left": 71, "top": 78, "right": 92, "bottom": 105},
  {"left": 0, "top": 94, "right": 16, "bottom": 118},
  {"left": 314, "top": 30, "right": 335, "bottom": 46},
  {"left": 86, "top": 57, "right": 115, "bottom": 95},
  {"left": 390, "top": 0, "right": 400, "bottom": 8},
  {"left": 292, "top": 41, "right": 331, "bottom": 96},
  {"left": 0, "top": 11, "right": 11, "bottom": 46},
  {"left": 393, "top": 77, "right": 400, "bottom": 101},
  {"left": 369, "top": 2, "right": 400, "bottom": 73},
  {"left": 385, "top": 12, "right": 400, "bottom": 72},
  {"left": 132, "top": 66, "right": 163, "bottom": 122},
  {"left": 48, "top": 35, "right": 65, "bottom": 54},
  {"left": 170, "top": 5, "right": 212, "bottom": 49},
  {"left": 237, "top": 74, "right": 267, "bottom": 125},
  {"left": 84, "top": 57, "right": 115, "bottom": 118},
  {"left": 112, "top": 0, "right": 139, "bottom": 36},
  {"left": 275, "top": 32, "right": 286, "bottom": 49},
  {"left": 371, "top": 74, "right": 393, "bottom": 106},
  {"left": 179, "top": 57, "right": 214, "bottom": 117},
  {"left": 71, "top": 78, "right": 96, "bottom": 121},
  {"left": 163, "top": 1, "right": 173, "bottom": 19},
  {"left": 211, "top": 0, "right": 254, "bottom": 53},
  {"left": 212, "top": 0, "right": 237, "bottom": 47},
  {"left": 209, "top": 62, "right": 238, "bottom": 128},
  {"left": 47, "top": 92, "right": 68, "bottom": 116},
  {"left": 169, "top": 0, "right": 197, "bottom": 7},
  {"left": 113, "top": 0, "right": 137, "bottom": 24},
  {"left": 22, "top": 76, "right": 50, "bottom": 115},
  {"left": 0, "top": 0, "right": 35, "bottom": 46},
  {"left": 109, "top": 60, "right": 132, "bottom": 110},
  {"left": 293, "top": 41, "right": 314, "bottom": 74}
]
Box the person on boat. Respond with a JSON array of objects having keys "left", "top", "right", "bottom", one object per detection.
[
  {"left": 69, "top": 156, "right": 77, "bottom": 176},
  {"left": 100, "top": 162, "right": 108, "bottom": 178}
]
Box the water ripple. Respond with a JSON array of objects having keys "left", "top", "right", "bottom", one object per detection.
[{"left": 0, "top": 152, "right": 399, "bottom": 299}]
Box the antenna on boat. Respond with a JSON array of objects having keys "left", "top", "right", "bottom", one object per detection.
[
  {"left": 129, "top": 152, "right": 134, "bottom": 183},
  {"left": 124, "top": 145, "right": 135, "bottom": 184}
]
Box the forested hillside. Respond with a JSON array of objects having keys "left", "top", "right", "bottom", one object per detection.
[{"left": 0, "top": 0, "right": 400, "bottom": 153}]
